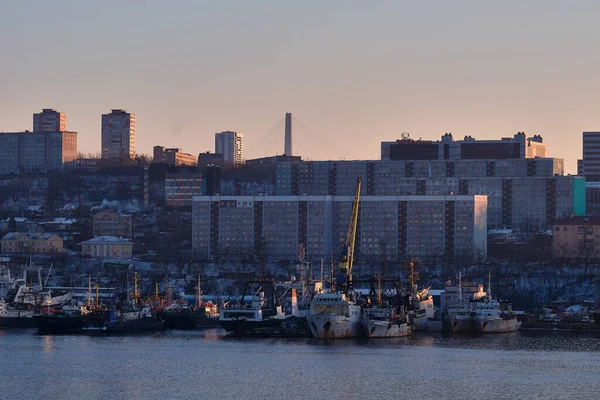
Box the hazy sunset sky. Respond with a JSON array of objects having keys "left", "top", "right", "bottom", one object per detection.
[{"left": 1, "top": 1, "right": 599, "bottom": 173}]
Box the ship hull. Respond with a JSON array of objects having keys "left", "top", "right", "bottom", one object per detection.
[
  {"left": 221, "top": 316, "right": 310, "bottom": 337},
  {"left": 159, "top": 311, "right": 221, "bottom": 330},
  {"left": 446, "top": 314, "right": 476, "bottom": 333},
  {"left": 0, "top": 315, "right": 36, "bottom": 328},
  {"left": 82, "top": 317, "right": 164, "bottom": 333},
  {"left": 475, "top": 316, "right": 521, "bottom": 333},
  {"left": 362, "top": 319, "right": 411, "bottom": 338},
  {"left": 412, "top": 315, "right": 430, "bottom": 331},
  {"left": 307, "top": 314, "right": 363, "bottom": 339},
  {"left": 35, "top": 315, "right": 83, "bottom": 334}
]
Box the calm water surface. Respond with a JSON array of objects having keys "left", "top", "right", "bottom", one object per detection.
[{"left": 1, "top": 328, "right": 599, "bottom": 400}]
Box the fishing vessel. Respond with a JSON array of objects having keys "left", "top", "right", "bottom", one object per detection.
[
  {"left": 156, "top": 276, "right": 220, "bottom": 329},
  {"left": 219, "top": 279, "right": 288, "bottom": 336},
  {"left": 473, "top": 275, "right": 520, "bottom": 333},
  {"left": 405, "top": 260, "right": 435, "bottom": 331},
  {"left": 362, "top": 306, "right": 411, "bottom": 338},
  {"left": 306, "top": 177, "right": 364, "bottom": 339}
]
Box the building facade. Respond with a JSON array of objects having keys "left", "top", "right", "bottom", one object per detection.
[
  {"left": 153, "top": 146, "right": 197, "bottom": 166},
  {"left": 91, "top": 209, "right": 134, "bottom": 238},
  {"left": 80, "top": 236, "right": 133, "bottom": 258},
  {"left": 192, "top": 195, "right": 487, "bottom": 263},
  {"left": 33, "top": 109, "right": 67, "bottom": 132},
  {"left": 215, "top": 131, "right": 243, "bottom": 165},
  {"left": 0, "top": 131, "right": 77, "bottom": 174},
  {"left": 165, "top": 172, "right": 202, "bottom": 206},
  {"left": 553, "top": 216, "right": 600, "bottom": 260},
  {"left": 274, "top": 159, "right": 582, "bottom": 231},
  {"left": 1, "top": 232, "right": 64, "bottom": 253},
  {"left": 582, "top": 132, "right": 600, "bottom": 178},
  {"left": 101, "top": 109, "right": 136, "bottom": 162},
  {"left": 198, "top": 152, "right": 225, "bottom": 167},
  {"left": 381, "top": 132, "right": 547, "bottom": 161}
]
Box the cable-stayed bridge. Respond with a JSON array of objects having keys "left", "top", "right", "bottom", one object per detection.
[{"left": 244, "top": 113, "right": 358, "bottom": 161}]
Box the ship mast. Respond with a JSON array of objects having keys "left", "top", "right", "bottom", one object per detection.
[{"left": 340, "top": 177, "right": 361, "bottom": 291}]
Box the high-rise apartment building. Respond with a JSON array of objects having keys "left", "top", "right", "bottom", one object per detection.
[
  {"left": 582, "top": 132, "right": 600, "bottom": 177},
  {"left": 215, "top": 131, "right": 243, "bottom": 165},
  {"left": 101, "top": 109, "right": 136, "bottom": 162},
  {"left": 33, "top": 109, "right": 67, "bottom": 132},
  {"left": 0, "top": 131, "right": 77, "bottom": 174}
]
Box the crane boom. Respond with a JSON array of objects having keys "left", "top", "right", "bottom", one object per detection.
[{"left": 340, "top": 177, "right": 361, "bottom": 276}]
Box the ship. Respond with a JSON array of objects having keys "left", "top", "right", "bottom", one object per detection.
[
  {"left": 156, "top": 276, "right": 220, "bottom": 329},
  {"left": 306, "top": 177, "right": 364, "bottom": 339},
  {"left": 443, "top": 273, "right": 487, "bottom": 333},
  {"left": 307, "top": 291, "right": 363, "bottom": 339},
  {"left": 1, "top": 266, "right": 74, "bottom": 328},
  {"left": 362, "top": 306, "right": 411, "bottom": 338},
  {"left": 404, "top": 259, "right": 435, "bottom": 331},
  {"left": 219, "top": 279, "right": 292, "bottom": 336},
  {"left": 473, "top": 276, "right": 520, "bottom": 333}
]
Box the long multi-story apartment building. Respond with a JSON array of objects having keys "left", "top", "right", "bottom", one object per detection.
[
  {"left": 215, "top": 131, "right": 243, "bottom": 165},
  {"left": 0, "top": 131, "right": 77, "bottom": 174},
  {"left": 153, "top": 146, "right": 197, "bottom": 166},
  {"left": 274, "top": 159, "right": 583, "bottom": 231},
  {"left": 101, "top": 109, "right": 136, "bottom": 162},
  {"left": 33, "top": 109, "right": 67, "bottom": 132},
  {"left": 381, "top": 132, "right": 547, "bottom": 161},
  {"left": 192, "top": 194, "right": 487, "bottom": 263}
]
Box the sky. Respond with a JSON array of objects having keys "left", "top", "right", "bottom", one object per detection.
[{"left": 1, "top": 1, "right": 600, "bottom": 173}]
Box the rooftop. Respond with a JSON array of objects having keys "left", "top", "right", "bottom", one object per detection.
[{"left": 79, "top": 236, "right": 133, "bottom": 245}]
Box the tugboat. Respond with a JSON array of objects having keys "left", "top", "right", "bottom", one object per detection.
[
  {"left": 307, "top": 177, "right": 364, "bottom": 339},
  {"left": 405, "top": 259, "right": 435, "bottom": 331}
]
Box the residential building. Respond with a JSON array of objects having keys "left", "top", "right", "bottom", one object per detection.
[
  {"left": 215, "top": 131, "right": 243, "bottom": 165},
  {"left": 79, "top": 236, "right": 133, "bottom": 258},
  {"left": 1, "top": 232, "right": 64, "bottom": 253},
  {"left": 381, "top": 132, "right": 547, "bottom": 161},
  {"left": 91, "top": 209, "right": 134, "bottom": 238},
  {"left": 553, "top": 216, "right": 600, "bottom": 260},
  {"left": 33, "top": 109, "right": 67, "bottom": 132},
  {"left": 274, "top": 159, "right": 582, "bottom": 231},
  {"left": 0, "top": 131, "right": 77, "bottom": 173},
  {"left": 192, "top": 194, "right": 487, "bottom": 262},
  {"left": 101, "top": 109, "right": 136, "bottom": 162},
  {"left": 582, "top": 132, "right": 600, "bottom": 178},
  {"left": 153, "top": 146, "right": 197, "bottom": 166},
  {"left": 198, "top": 151, "right": 225, "bottom": 167},
  {"left": 165, "top": 172, "right": 202, "bottom": 206}
]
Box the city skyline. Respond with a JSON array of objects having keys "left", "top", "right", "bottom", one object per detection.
[{"left": 2, "top": 1, "right": 600, "bottom": 173}]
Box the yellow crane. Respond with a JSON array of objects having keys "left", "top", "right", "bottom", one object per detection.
[{"left": 339, "top": 177, "right": 361, "bottom": 289}]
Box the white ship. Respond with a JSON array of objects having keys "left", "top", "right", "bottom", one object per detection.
[
  {"left": 361, "top": 306, "right": 411, "bottom": 338},
  {"left": 446, "top": 301, "right": 476, "bottom": 333},
  {"left": 307, "top": 292, "right": 363, "bottom": 339},
  {"left": 473, "top": 279, "right": 520, "bottom": 333},
  {"left": 443, "top": 273, "right": 487, "bottom": 333},
  {"left": 409, "top": 287, "right": 435, "bottom": 331}
]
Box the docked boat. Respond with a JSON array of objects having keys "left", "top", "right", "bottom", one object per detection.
[
  {"left": 473, "top": 279, "right": 520, "bottom": 333},
  {"left": 408, "top": 287, "right": 435, "bottom": 331},
  {"left": 81, "top": 305, "right": 164, "bottom": 333},
  {"left": 0, "top": 301, "right": 35, "bottom": 327},
  {"left": 361, "top": 306, "right": 412, "bottom": 338},
  {"left": 219, "top": 280, "right": 297, "bottom": 336},
  {"left": 307, "top": 291, "right": 363, "bottom": 339}
]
